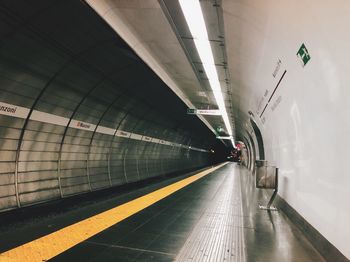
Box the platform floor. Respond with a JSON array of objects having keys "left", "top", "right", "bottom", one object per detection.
[{"left": 0, "top": 163, "right": 324, "bottom": 261}]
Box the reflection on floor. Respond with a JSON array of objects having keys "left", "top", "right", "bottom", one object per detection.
[{"left": 0, "top": 163, "right": 324, "bottom": 261}]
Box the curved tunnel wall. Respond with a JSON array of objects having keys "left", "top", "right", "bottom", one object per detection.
[{"left": 0, "top": 1, "right": 220, "bottom": 212}]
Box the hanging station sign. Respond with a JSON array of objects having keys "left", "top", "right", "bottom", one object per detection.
[
  {"left": 187, "top": 108, "right": 221, "bottom": 115},
  {"left": 216, "top": 136, "right": 232, "bottom": 140}
]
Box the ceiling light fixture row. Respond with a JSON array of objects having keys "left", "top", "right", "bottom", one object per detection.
[{"left": 179, "top": 0, "right": 234, "bottom": 147}]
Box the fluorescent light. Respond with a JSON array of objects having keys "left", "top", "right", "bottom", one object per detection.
[
  {"left": 208, "top": 80, "right": 221, "bottom": 92},
  {"left": 194, "top": 40, "right": 215, "bottom": 66},
  {"left": 179, "top": 0, "right": 234, "bottom": 147},
  {"left": 179, "top": 0, "right": 208, "bottom": 39},
  {"left": 216, "top": 136, "right": 232, "bottom": 140}
]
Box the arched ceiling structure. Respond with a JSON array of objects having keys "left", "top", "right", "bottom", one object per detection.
[
  {"left": 0, "top": 0, "right": 349, "bottom": 259},
  {"left": 0, "top": 0, "right": 225, "bottom": 213},
  {"left": 86, "top": 0, "right": 350, "bottom": 259}
]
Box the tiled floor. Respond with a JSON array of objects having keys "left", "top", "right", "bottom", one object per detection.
[{"left": 0, "top": 163, "right": 324, "bottom": 261}]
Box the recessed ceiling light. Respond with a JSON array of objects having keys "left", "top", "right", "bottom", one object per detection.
[{"left": 179, "top": 0, "right": 234, "bottom": 147}]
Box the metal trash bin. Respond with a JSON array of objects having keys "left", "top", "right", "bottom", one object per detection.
[
  {"left": 255, "top": 160, "right": 278, "bottom": 211},
  {"left": 255, "top": 160, "right": 277, "bottom": 189}
]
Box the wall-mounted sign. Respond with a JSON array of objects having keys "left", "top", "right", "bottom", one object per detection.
[
  {"left": 271, "top": 95, "right": 282, "bottom": 111},
  {"left": 0, "top": 100, "right": 211, "bottom": 153},
  {"left": 116, "top": 130, "right": 130, "bottom": 138},
  {"left": 0, "top": 101, "right": 29, "bottom": 118},
  {"left": 130, "top": 133, "right": 142, "bottom": 140},
  {"left": 272, "top": 59, "right": 282, "bottom": 78},
  {"left": 297, "top": 43, "right": 311, "bottom": 67},
  {"left": 142, "top": 136, "right": 152, "bottom": 142},
  {"left": 70, "top": 120, "right": 96, "bottom": 131},
  {"left": 77, "top": 121, "right": 91, "bottom": 129},
  {"left": 187, "top": 108, "right": 221, "bottom": 115}
]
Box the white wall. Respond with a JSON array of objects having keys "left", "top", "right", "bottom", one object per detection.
[{"left": 224, "top": 0, "right": 350, "bottom": 258}]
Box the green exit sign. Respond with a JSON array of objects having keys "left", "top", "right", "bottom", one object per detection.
[
  {"left": 297, "top": 43, "right": 311, "bottom": 67},
  {"left": 187, "top": 108, "right": 196, "bottom": 114}
]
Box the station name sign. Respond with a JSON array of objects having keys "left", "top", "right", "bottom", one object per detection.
[{"left": 187, "top": 108, "right": 221, "bottom": 115}]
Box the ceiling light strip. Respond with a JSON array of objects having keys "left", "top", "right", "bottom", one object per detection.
[{"left": 179, "top": 0, "right": 234, "bottom": 147}]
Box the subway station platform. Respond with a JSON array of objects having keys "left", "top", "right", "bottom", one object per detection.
[{"left": 0, "top": 163, "right": 324, "bottom": 261}]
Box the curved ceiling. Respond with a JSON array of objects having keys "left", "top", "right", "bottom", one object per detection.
[
  {"left": 0, "top": 0, "right": 227, "bottom": 212},
  {"left": 0, "top": 0, "right": 216, "bottom": 146},
  {"left": 86, "top": 0, "right": 237, "bottom": 146},
  {"left": 86, "top": 0, "right": 350, "bottom": 258}
]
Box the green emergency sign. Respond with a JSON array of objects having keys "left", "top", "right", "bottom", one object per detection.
[
  {"left": 187, "top": 108, "right": 196, "bottom": 114},
  {"left": 297, "top": 43, "right": 311, "bottom": 67}
]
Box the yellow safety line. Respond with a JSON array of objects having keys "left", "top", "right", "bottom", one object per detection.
[{"left": 0, "top": 162, "right": 227, "bottom": 262}]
